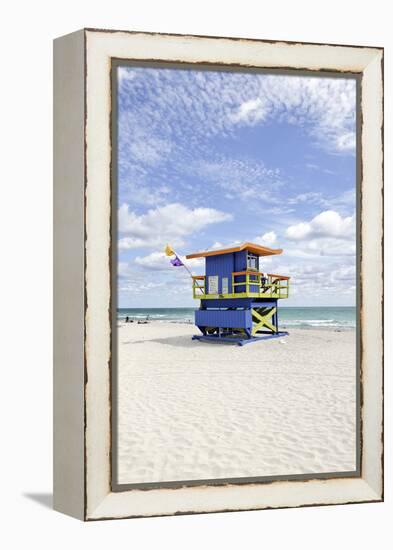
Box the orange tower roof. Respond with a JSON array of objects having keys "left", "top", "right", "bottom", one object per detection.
[{"left": 186, "top": 242, "right": 283, "bottom": 259}]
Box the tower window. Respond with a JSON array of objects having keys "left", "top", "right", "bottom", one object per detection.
[{"left": 247, "top": 253, "right": 258, "bottom": 271}]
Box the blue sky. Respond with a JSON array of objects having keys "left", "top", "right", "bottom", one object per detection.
[{"left": 117, "top": 66, "right": 357, "bottom": 308}]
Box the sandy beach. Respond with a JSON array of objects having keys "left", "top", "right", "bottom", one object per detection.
[{"left": 116, "top": 321, "right": 357, "bottom": 484}]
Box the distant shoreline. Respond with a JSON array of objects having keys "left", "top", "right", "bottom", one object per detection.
[
  {"left": 118, "top": 306, "right": 356, "bottom": 311},
  {"left": 117, "top": 306, "right": 356, "bottom": 330},
  {"left": 117, "top": 319, "right": 355, "bottom": 332}
]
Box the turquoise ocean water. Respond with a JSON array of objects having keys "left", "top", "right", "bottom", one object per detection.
[{"left": 118, "top": 306, "right": 356, "bottom": 329}]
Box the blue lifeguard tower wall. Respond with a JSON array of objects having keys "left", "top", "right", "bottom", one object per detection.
[{"left": 205, "top": 249, "right": 260, "bottom": 294}]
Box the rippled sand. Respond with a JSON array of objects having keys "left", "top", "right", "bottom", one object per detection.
[{"left": 116, "top": 322, "right": 357, "bottom": 484}]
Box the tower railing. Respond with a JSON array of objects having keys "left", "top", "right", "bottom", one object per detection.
[
  {"left": 192, "top": 275, "right": 206, "bottom": 298},
  {"left": 232, "top": 271, "right": 289, "bottom": 299},
  {"left": 192, "top": 272, "right": 289, "bottom": 299}
]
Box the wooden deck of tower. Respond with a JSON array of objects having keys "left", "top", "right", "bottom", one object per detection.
[{"left": 186, "top": 242, "right": 290, "bottom": 345}]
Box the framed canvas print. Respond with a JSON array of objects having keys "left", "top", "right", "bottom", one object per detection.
[{"left": 53, "top": 28, "right": 384, "bottom": 520}]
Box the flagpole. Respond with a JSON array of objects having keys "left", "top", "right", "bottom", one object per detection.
[{"left": 172, "top": 248, "right": 194, "bottom": 280}]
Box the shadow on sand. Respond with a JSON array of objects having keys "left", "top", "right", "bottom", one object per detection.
[{"left": 123, "top": 334, "right": 236, "bottom": 348}]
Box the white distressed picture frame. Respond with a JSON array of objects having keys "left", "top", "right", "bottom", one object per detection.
[{"left": 53, "top": 28, "right": 383, "bottom": 521}]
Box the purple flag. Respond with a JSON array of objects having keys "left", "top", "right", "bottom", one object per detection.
[{"left": 170, "top": 255, "right": 184, "bottom": 267}]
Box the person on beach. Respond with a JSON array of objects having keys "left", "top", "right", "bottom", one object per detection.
[{"left": 137, "top": 316, "right": 149, "bottom": 324}]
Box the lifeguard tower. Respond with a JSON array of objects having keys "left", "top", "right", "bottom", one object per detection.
[{"left": 186, "top": 242, "right": 290, "bottom": 345}]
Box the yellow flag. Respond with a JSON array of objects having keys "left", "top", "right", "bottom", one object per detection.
[{"left": 164, "top": 244, "right": 175, "bottom": 256}]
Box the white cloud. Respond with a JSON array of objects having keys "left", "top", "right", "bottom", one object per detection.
[
  {"left": 288, "top": 192, "right": 324, "bottom": 206},
  {"left": 117, "top": 265, "right": 168, "bottom": 295},
  {"left": 192, "top": 240, "right": 243, "bottom": 253},
  {"left": 119, "top": 278, "right": 167, "bottom": 295},
  {"left": 227, "top": 75, "right": 356, "bottom": 153},
  {"left": 287, "top": 189, "right": 355, "bottom": 215},
  {"left": 118, "top": 67, "right": 138, "bottom": 83},
  {"left": 336, "top": 132, "right": 356, "bottom": 151},
  {"left": 330, "top": 264, "right": 356, "bottom": 282},
  {"left": 230, "top": 98, "right": 267, "bottom": 124},
  {"left": 286, "top": 210, "right": 355, "bottom": 241},
  {"left": 331, "top": 189, "right": 356, "bottom": 207},
  {"left": 254, "top": 231, "right": 277, "bottom": 246},
  {"left": 263, "top": 254, "right": 356, "bottom": 305},
  {"left": 306, "top": 237, "right": 356, "bottom": 257},
  {"left": 118, "top": 261, "right": 134, "bottom": 278},
  {"left": 119, "top": 68, "right": 356, "bottom": 160},
  {"left": 119, "top": 108, "right": 174, "bottom": 168},
  {"left": 118, "top": 202, "right": 232, "bottom": 250},
  {"left": 209, "top": 241, "right": 224, "bottom": 250},
  {"left": 128, "top": 136, "right": 172, "bottom": 165},
  {"left": 119, "top": 179, "right": 171, "bottom": 207},
  {"left": 193, "top": 156, "right": 282, "bottom": 202},
  {"left": 134, "top": 252, "right": 170, "bottom": 270}
]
